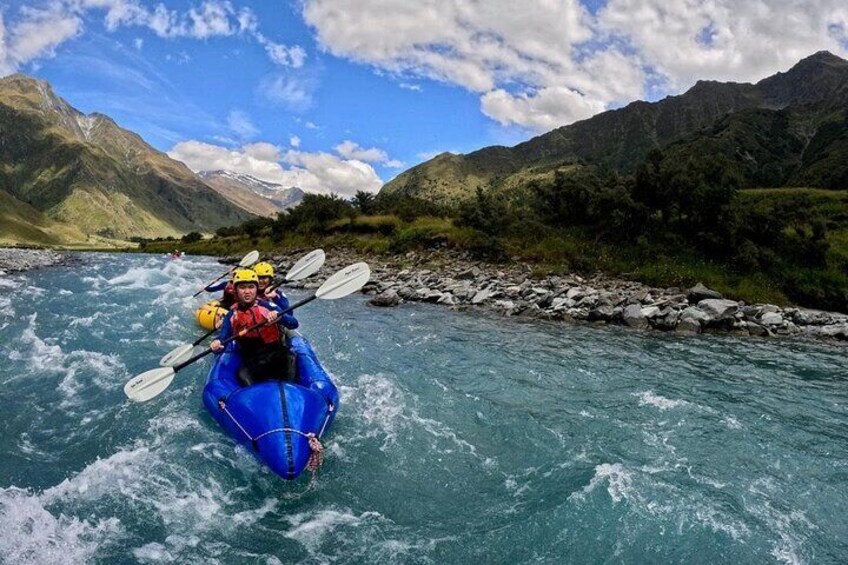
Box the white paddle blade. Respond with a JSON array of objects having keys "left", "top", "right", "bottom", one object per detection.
[
  {"left": 124, "top": 367, "right": 176, "bottom": 402},
  {"left": 316, "top": 262, "right": 371, "bottom": 300},
  {"left": 286, "top": 249, "right": 325, "bottom": 281},
  {"left": 238, "top": 250, "right": 260, "bottom": 267},
  {"left": 159, "top": 344, "right": 194, "bottom": 367}
]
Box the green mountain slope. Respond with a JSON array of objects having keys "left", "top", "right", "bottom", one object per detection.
[
  {"left": 383, "top": 51, "right": 848, "bottom": 203},
  {"left": 0, "top": 74, "right": 254, "bottom": 241}
]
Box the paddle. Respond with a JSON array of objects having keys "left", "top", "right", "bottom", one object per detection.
[
  {"left": 191, "top": 250, "right": 260, "bottom": 298},
  {"left": 159, "top": 249, "right": 327, "bottom": 367},
  {"left": 126, "top": 262, "right": 371, "bottom": 402}
]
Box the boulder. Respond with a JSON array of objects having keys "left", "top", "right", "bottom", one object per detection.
[
  {"left": 640, "top": 306, "right": 662, "bottom": 319},
  {"left": 370, "top": 289, "right": 401, "bottom": 307},
  {"left": 456, "top": 266, "right": 481, "bottom": 280},
  {"left": 437, "top": 293, "right": 457, "bottom": 306},
  {"left": 588, "top": 304, "right": 615, "bottom": 322},
  {"left": 676, "top": 318, "right": 702, "bottom": 335},
  {"left": 746, "top": 323, "right": 771, "bottom": 337},
  {"left": 697, "top": 299, "right": 740, "bottom": 322},
  {"left": 680, "top": 306, "right": 710, "bottom": 325},
  {"left": 471, "top": 288, "right": 493, "bottom": 305},
  {"left": 687, "top": 282, "right": 723, "bottom": 303},
  {"left": 759, "top": 312, "right": 784, "bottom": 326},
  {"left": 623, "top": 304, "right": 649, "bottom": 329}
]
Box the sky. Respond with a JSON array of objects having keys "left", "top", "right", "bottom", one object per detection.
[{"left": 1, "top": 0, "right": 847, "bottom": 196}]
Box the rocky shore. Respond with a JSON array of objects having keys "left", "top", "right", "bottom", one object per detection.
[
  {"left": 0, "top": 248, "right": 70, "bottom": 274},
  {"left": 230, "top": 249, "right": 848, "bottom": 343}
]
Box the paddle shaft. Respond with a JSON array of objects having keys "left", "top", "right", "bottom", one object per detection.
[
  {"left": 173, "top": 293, "right": 317, "bottom": 373},
  {"left": 192, "top": 267, "right": 235, "bottom": 298}
]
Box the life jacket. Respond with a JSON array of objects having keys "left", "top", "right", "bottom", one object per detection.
[
  {"left": 220, "top": 282, "right": 236, "bottom": 309},
  {"left": 229, "top": 302, "right": 282, "bottom": 352}
]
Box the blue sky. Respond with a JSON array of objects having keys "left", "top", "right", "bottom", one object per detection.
[{"left": 2, "top": 0, "right": 847, "bottom": 195}]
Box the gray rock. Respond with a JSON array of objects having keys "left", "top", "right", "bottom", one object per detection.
[
  {"left": 588, "top": 304, "right": 615, "bottom": 322},
  {"left": 698, "top": 299, "right": 740, "bottom": 321},
  {"left": 456, "top": 266, "right": 481, "bottom": 280},
  {"left": 680, "top": 306, "right": 710, "bottom": 324},
  {"left": 640, "top": 306, "right": 662, "bottom": 319},
  {"left": 437, "top": 293, "right": 457, "bottom": 306},
  {"left": 687, "top": 282, "right": 723, "bottom": 303},
  {"left": 747, "top": 322, "right": 770, "bottom": 337},
  {"left": 759, "top": 312, "right": 784, "bottom": 326},
  {"left": 623, "top": 304, "right": 649, "bottom": 329},
  {"left": 370, "top": 289, "right": 401, "bottom": 307},
  {"left": 471, "top": 288, "right": 493, "bottom": 305},
  {"left": 676, "top": 318, "right": 702, "bottom": 335}
]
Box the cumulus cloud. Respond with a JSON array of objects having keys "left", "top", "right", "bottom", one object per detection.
[
  {"left": 0, "top": 0, "right": 307, "bottom": 74},
  {"left": 290, "top": 135, "right": 301, "bottom": 147},
  {"left": 334, "top": 140, "right": 403, "bottom": 168},
  {"left": 1, "top": 4, "right": 82, "bottom": 72},
  {"left": 169, "top": 139, "right": 383, "bottom": 196},
  {"left": 598, "top": 0, "right": 848, "bottom": 87},
  {"left": 301, "top": 0, "right": 848, "bottom": 132},
  {"left": 481, "top": 87, "right": 605, "bottom": 131}
]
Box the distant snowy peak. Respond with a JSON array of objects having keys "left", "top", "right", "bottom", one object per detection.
[
  {"left": 200, "top": 170, "right": 286, "bottom": 192},
  {"left": 199, "top": 170, "right": 305, "bottom": 216}
]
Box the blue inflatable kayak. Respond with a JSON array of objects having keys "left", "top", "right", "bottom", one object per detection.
[{"left": 201, "top": 332, "right": 339, "bottom": 480}]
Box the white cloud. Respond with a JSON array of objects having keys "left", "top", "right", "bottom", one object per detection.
[
  {"left": 3, "top": 4, "right": 82, "bottom": 70},
  {"left": 335, "top": 140, "right": 403, "bottom": 168},
  {"left": 259, "top": 74, "right": 316, "bottom": 111},
  {"left": 0, "top": 0, "right": 308, "bottom": 74},
  {"left": 133, "top": 37, "right": 142, "bottom": 50},
  {"left": 301, "top": 0, "right": 848, "bottom": 132},
  {"left": 335, "top": 140, "right": 385, "bottom": 162},
  {"left": 290, "top": 135, "right": 301, "bottom": 147},
  {"left": 481, "top": 87, "right": 605, "bottom": 131},
  {"left": 169, "top": 139, "right": 383, "bottom": 196},
  {"left": 226, "top": 109, "right": 259, "bottom": 139},
  {"left": 256, "top": 33, "right": 307, "bottom": 67},
  {"left": 598, "top": 0, "right": 848, "bottom": 87}
]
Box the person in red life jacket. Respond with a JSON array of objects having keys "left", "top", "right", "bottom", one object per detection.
[
  {"left": 205, "top": 277, "right": 237, "bottom": 309},
  {"left": 253, "top": 261, "right": 296, "bottom": 314},
  {"left": 210, "top": 269, "right": 298, "bottom": 386}
]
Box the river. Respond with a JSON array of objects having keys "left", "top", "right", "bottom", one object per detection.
[{"left": 0, "top": 253, "right": 846, "bottom": 564}]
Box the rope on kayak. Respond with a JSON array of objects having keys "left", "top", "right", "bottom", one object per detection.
[{"left": 217, "top": 399, "right": 325, "bottom": 478}]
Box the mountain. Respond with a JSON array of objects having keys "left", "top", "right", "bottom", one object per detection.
[
  {"left": 0, "top": 74, "right": 254, "bottom": 242},
  {"left": 199, "top": 171, "right": 305, "bottom": 217},
  {"left": 383, "top": 51, "right": 848, "bottom": 203}
]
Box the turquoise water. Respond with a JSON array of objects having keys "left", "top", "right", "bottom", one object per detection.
[{"left": 0, "top": 253, "right": 846, "bottom": 564}]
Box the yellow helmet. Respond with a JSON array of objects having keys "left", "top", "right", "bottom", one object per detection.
[
  {"left": 232, "top": 268, "right": 258, "bottom": 285},
  {"left": 254, "top": 262, "right": 274, "bottom": 277}
]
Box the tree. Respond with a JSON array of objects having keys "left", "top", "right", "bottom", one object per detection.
[
  {"left": 181, "top": 231, "right": 202, "bottom": 243},
  {"left": 352, "top": 191, "right": 377, "bottom": 214}
]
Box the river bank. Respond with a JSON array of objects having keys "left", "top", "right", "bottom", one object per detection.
[
  {"left": 234, "top": 248, "right": 848, "bottom": 343},
  {"left": 0, "top": 247, "right": 72, "bottom": 274}
]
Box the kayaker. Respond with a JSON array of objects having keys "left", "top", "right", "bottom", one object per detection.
[
  {"left": 254, "top": 261, "right": 294, "bottom": 312},
  {"left": 205, "top": 276, "right": 237, "bottom": 309},
  {"left": 210, "top": 269, "right": 298, "bottom": 386}
]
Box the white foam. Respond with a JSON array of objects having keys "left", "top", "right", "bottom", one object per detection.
[
  {"left": 285, "top": 509, "right": 383, "bottom": 551},
  {"left": 0, "top": 487, "right": 121, "bottom": 565},
  {"left": 634, "top": 391, "right": 691, "bottom": 411},
  {"left": 573, "top": 463, "right": 635, "bottom": 503}
]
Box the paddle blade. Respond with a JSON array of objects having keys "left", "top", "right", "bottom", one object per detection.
[
  {"left": 124, "top": 367, "right": 176, "bottom": 402},
  {"left": 159, "top": 344, "right": 194, "bottom": 367},
  {"left": 238, "top": 250, "right": 260, "bottom": 267},
  {"left": 316, "top": 262, "right": 371, "bottom": 300},
  {"left": 285, "top": 249, "right": 325, "bottom": 281}
]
